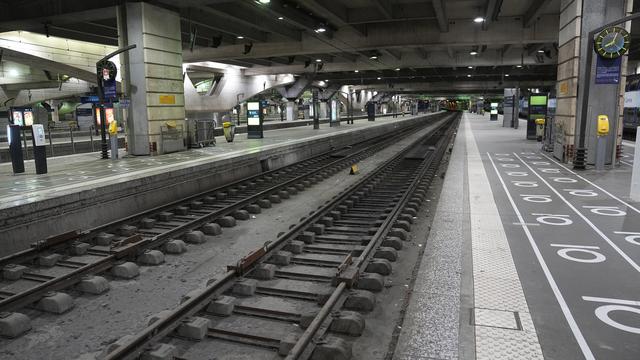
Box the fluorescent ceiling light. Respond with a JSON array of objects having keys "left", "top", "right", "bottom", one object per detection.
[
  {"left": 354, "top": 70, "right": 359, "bottom": 73},
  {"left": 377, "top": 77, "right": 382, "bottom": 80},
  {"left": 277, "top": 16, "right": 284, "bottom": 20},
  {"left": 395, "top": 68, "right": 400, "bottom": 71},
  {"left": 470, "top": 51, "right": 478, "bottom": 55},
  {"left": 474, "top": 17, "right": 485, "bottom": 23},
  {"left": 467, "top": 74, "right": 472, "bottom": 77},
  {"left": 237, "top": 36, "right": 244, "bottom": 39},
  {"left": 315, "top": 59, "right": 322, "bottom": 62},
  {"left": 468, "top": 66, "right": 473, "bottom": 69},
  {"left": 315, "top": 27, "right": 326, "bottom": 33}
]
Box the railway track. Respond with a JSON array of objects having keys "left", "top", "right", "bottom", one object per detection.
[
  {"left": 0, "top": 113, "right": 451, "bottom": 339},
  {"left": 98, "top": 112, "right": 460, "bottom": 360}
]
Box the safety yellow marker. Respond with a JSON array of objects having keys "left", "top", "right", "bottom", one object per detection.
[{"left": 350, "top": 164, "right": 360, "bottom": 175}]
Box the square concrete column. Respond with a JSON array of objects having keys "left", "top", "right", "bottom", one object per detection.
[
  {"left": 122, "top": 2, "right": 185, "bottom": 155},
  {"left": 319, "top": 101, "right": 329, "bottom": 119}
]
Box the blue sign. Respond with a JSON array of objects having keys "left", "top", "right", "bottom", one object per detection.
[
  {"left": 80, "top": 96, "right": 100, "bottom": 104},
  {"left": 103, "top": 79, "right": 117, "bottom": 99},
  {"left": 595, "top": 56, "right": 622, "bottom": 84}
]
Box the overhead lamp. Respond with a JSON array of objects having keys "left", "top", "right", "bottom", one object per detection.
[
  {"left": 537, "top": 49, "right": 545, "bottom": 53},
  {"left": 354, "top": 70, "right": 359, "bottom": 73},
  {"left": 315, "top": 58, "right": 322, "bottom": 62},
  {"left": 470, "top": 51, "right": 478, "bottom": 56},
  {"left": 377, "top": 77, "right": 382, "bottom": 80},
  {"left": 505, "top": 74, "right": 510, "bottom": 77},
  {"left": 237, "top": 35, "right": 244, "bottom": 39},
  {"left": 468, "top": 66, "right": 473, "bottom": 69},
  {"left": 8, "top": 68, "right": 18, "bottom": 77},
  {"left": 370, "top": 55, "right": 378, "bottom": 60},
  {"left": 278, "top": 16, "right": 284, "bottom": 20},
  {"left": 258, "top": 0, "right": 270, "bottom": 4},
  {"left": 467, "top": 74, "right": 472, "bottom": 77},
  {"left": 516, "top": 65, "right": 522, "bottom": 68},
  {"left": 395, "top": 68, "right": 400, "bottom": 71},
  {"left": 325, "top": 79, "right": 329, "bottom": 82},
  {"left": 474, "top": 17, "right": 485, "bottom": 23},
  {"left": 315, "top": 27, "right": 326, "bottom": 33}
]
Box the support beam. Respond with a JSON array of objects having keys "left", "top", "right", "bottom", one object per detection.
[
  {"left": 183, "top": 8, "right": 267, "bottom": 42},
  {"left": 524, "top": 0, "right": 554, "bottom": 28},
  {"left": 374, "top": 0, "right": 393, "bottom": 19},
  {"left": 415, "top": 47, "right": 429, "bottom": 59},
  {"left": 382, "top": 49, "right": 402, "bottom": 61},
  {"left": 333, "top": 53, "right": 359, "bottom": 63},
  {"left": 245, "top": 0, "right": 333, "bottom": 39},
  {"left": 201, "top": 3, "right": 302, "bottom": 41},
  {"left": 0, "top": 47, "right": 97, "bottom": 84},
  {"left": 296, "top": 0, "right": 366, "bottom": 37},
  {"left": 482, "top": 0, "right": 502, "bottom": 30},
  {"left": 277, "top": 76, "right": 313, "bottom": 99},
  {"left": 431, "top": 0, "right": 448, "bottom": 32}
]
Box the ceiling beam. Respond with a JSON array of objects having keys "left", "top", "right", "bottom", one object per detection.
[
  {"left": 184, "top": 8, "right": 267, "bottom": 42},
  {"left": 524, "top": 0, "right": 554, "bottom": 28},
  {"left": 382, "top": 49, "right": 402, "bottom": 61},
  {"left": 0, "top": 47, "right": 97, "bottom": 83},
  {"left": 296, "top": 0, "right": 366, "bottom": 37},
  {"left": 244, "top": 0, "right": 333, "bottom": 39},
  {"left": 482, "top": 0, "right": 502, "bottom": 30},
  {"left": 202, "top": 3, "right": 302, "bottom": 41},
  {"left": 415, "top": 48, "right": 429, "bottom": 60},
  {"left": 431, "top": 0, "right": 448, "bottom": 32},
  {"left": 374, "top": 0, "right": 393, "bottom": 19},
  {"left": 332, "top": 53, "right": 359, "bottom": 63}
]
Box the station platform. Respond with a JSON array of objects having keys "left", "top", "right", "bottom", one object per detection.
[
  {"left": 0, "top": 113, "right": 433, "bottom": 256},
  {"left": 394, "top": 113, "right": 640, "bottom": 360}
]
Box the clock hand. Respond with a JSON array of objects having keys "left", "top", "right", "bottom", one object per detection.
[{"left": 606, "top": 33, "right": 619, "bottom": 48}]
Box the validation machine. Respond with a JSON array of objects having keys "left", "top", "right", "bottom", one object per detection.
[
  {"left": 31, "top": 124, "right": 47, "bottom": 174},
  {"left": 527, "top": 95, "right": 548, "bottom": 140},
  {"left": 247, "top": 101, "right": 264, "bottom": 139}
]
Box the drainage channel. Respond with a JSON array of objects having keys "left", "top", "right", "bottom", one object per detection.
[
  {"left": 99, "top": 112, "right": 461, "bottom": 360},
  {"left": 0, "top": 113, "right": 453, "bottom": 339}
]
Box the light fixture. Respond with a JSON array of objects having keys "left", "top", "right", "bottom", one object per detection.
[
  {"left": 237, "top": 35, "right": 244, "bottom": 39},
  {"left": 470, "top": 51, "right": 478, "bottom": 55},
  {"left": 370, "top": 55, "right": 378, "bottom": 60},
  {"left": 537, "top": 49, "right": 545, "bottom": 53},
  {"left": 315, "top": 27, "right": 326, "bottom": 33},
  {"left": 474, "top": 17, "right": 485, "bottom": 23},
  {"left": 516, "top": 65, "right": 522, "bottom": 68},
  {"left": 354, "top": 70, "right": 359, "bottom": 73},
  {"left": 395, "top": 68, "right": 400, "bottom": 71},
  {"left": 505, "top": 74, "right": 510, "bottom": 77},
  {"left": 277, "top": 16, "right": 284, "bottom": 20},
  {"left": 8, "top": 68, "right": 18, "bottom": 77},
  {"left": 258, "top": 0, "right": 270, "bottom": 4},
  {"left": 315, "top": 58, "right": 322, "bottom": 62},
  {"left": 377, "top": 77, "right": 382, "bottom": 80},
  {"left": 467, "top": 74, "right": 472, "bottom": 78},
  {"left": 325, "top": 79, "right": 329, "bottom": 82},
  {"left": 468, "top": 66, "right": 473, "bottom": 69}
]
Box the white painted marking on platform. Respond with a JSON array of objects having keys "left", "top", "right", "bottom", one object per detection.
[
  {"left": 487, "top": 152, "right": 595, "bottom": 360},
  {"left": 539, "top": 153, "right": 640, "bottom": 215},
  {"left": 622, "top": 140, "right": 636, "bottom": 148},
  {"left": 621, "top": 160, "right": 634, "bottom": 166},
  {"left": 515, "top": 153, "right": 640, "bottom": 274},
  {"left": 464, "top": 116, "right": 544, "bottom": 359}
]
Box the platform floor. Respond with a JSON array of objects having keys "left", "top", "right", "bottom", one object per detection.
[
  {"left": 395, "top": 113, "right": 640, "bottom": 360},
  {"left": 0, "top": 114, "right": 413, "bottom": 209}
]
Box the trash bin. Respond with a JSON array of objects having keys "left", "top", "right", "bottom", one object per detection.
[{"left": 223, "top": 121, "right": 235, "bottom": 142}]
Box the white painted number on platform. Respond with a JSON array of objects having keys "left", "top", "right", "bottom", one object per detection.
[
  {"left": 521, "top": 194, "right": 553, "bottom": 203},
  {"left": 533, "top": 213, "right": 573, "bottom": 226},
  {"left": 501, "top": 163, "right": 521, "bottom": 168},
  {"left": 583, "top": 296, "right": 640, "bottom": 334},
  {"left": 495, "top": 153, "right": 512, "bottom": 156},
  {"left": 532, "top": 161, "right": 551, "bottom": 166},
  {"left": 539, "top": 168, "right": 561, "bottom": 174},
  {"left": 524, "top": 156, "right": 542, "bottom": 160},
  {"left": 550, "top": 244, "right": 606, "bottom": 263},
  {"left": 521, "top": 152, "right": 536, "bottom": 155},
  {"left": 614, "top": 231, "right": 640, "bottom": 246},
  {"left": 512, "top": 181, "right": 538, "bottom": 188},
  {"left": 507, "top": 172, "right": 529, "bottom": 177},
  {"left": 583, "top": 206, "right": 627, "bottom": 217},
  {"left": 552, "top": 177, "right": 578, "bottom": 183},
  {"left": 497, "top": 158, "right": 514, "bottom": 162},
  {"left": 563, "top": 189, "right": 599, "bottom": 197}
]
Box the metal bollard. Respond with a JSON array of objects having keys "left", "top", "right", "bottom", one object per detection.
[
  {"left": 70, "top": 127, "right": 75, "bottom": 154},
  {"left": 90, "top": 125, "right": 95, "bottom": 152}
]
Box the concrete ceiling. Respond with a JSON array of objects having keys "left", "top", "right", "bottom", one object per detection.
[{"left": 0, "top": 0, "right": 563, "bottom": 94}]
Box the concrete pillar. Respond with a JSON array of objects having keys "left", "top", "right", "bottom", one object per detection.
[
  {"left": 286, "top": 101, "right": 297, "bottom": 121},
  {"left": 120, "top": 2, "right": 185, "bottom": 155},
  {"left": 555, "top": 0, "right": 632, "bottom": 163},
  {"left": 319, "top": 101, "right": 329, "bottom": 119}
]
